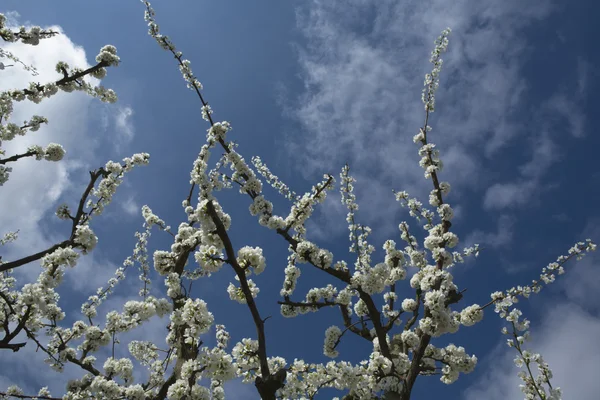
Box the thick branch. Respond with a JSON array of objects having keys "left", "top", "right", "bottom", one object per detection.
[
  {"left": 0, "top": 151, "right": 36, "bottom": 165},
  {"left": 205, "top": 200, "right": 285, "bottom": 399}
]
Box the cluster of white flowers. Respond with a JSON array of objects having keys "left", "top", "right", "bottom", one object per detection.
[
  {"left": 231, "top": 338, "right": 260, "bottom": 382},
  {"left": 85, "top": 154, "right": 150, "bottom": 217},
  {"left": 459, "top": 304, "right": 483, "bottom": 326},
  {"left": 141, "top": 204, "right": 169, "bottom": 230},
  {"left": 424, "top": 343, "right": 478, "bottom": 384},
  {"left": 153, "top": 249, "right": 176, "bottom": 276},
  {"left": 422, "top": 28, "right": 451, "bottom": 112},
  {"left": 284, "top": 175, "right": 334, "bottom": 234},
  {"left": 201, "top": 104, "right": 213, "bottom": 121},
  {"left": 105, "top": 297, "right": 171, "bottom": 335},
  {"left": 302, "top": 284, "right": 337, "bottom": 306},
  {"left": 340, "top": 164, "right": 365, "bottom": 256},
  {"left": 190, "top": 199, "right": 231, "bottom": 237},
  {"left": 227, "top": 275, "right": 259, "bottom": 304},
  {"left": 169, "top": 222, "right": 202, "bottom": 255},
  {"left": 189, "top": 144, "right": 213, "bottom": 192},
  {"left": 165, "top": 272, "right": 182, "bottom": 297},
  {"left": 0, "top": 13, "right": 56, "bottom": 45},
  {"left": 401, "top": 298, "right": 418, "bottom": 312},
  {"left": 280, "top": 280, "right": 342, "bottom": 318},
  {"left": 198, "top": 346, "right": 236, "bottom": 381},
  {"left": 294, "top": 240, "right": 334, "bottom": 270},
  {"left": 41, "top": 246, "right": 79, "bottom": 269},
  {"left": 103, "top": 357, "right": 134, "bottom": 384},
  {"left": 54, "top": 203, "right": 70, "bottom": 220},
  {"left": 24, "top": 144, "right": 44, "bottom": 160},
  {"left": 0, "top": 165, "right": 11, "bottom": 185},
  {"left": 132, "top": 233, "right": 154, "bottom": 294},
  {"left": 251, "top": 156, "right": 299, "bottom": 201},
  {"left": 0, "top": 115, "right": 47, "bottom": 143},
  {"left": 280, "top": 254, "right": 301, "bottom": 297},
  {"left": 95, "top": 44, "right": 120, "bottom": 67},
  {"left": 194, "top": 244, "right": 224, "bottom": 273},
  {"left": 73, "top": 224, "right": 98, "bottom": 254},
  {"left": 0, "top": 230, "right": 19, "bottom": 247},
  {"left": 168, "top": 298, "right": 214, "bottom": 347},
  {"left": 323, "top": 326, "right": 342, "bottom": 358},
  {"left": 207, "top": 121, "right": 232, "bottom": 144},
  {"left": 236, "top": 246, "right": 266, "bottom": 274}
]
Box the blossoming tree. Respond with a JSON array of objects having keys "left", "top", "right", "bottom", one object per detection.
[{"left": 0, "top": 2, "right": 595, "bottom": 400}]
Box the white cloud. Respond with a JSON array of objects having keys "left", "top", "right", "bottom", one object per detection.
[
  {"left": 576, "top": 57, "right": 590, "bottom": 98},
  {"left": 518, "top": 133, "right": 559, "bottom": 179},
  {"left": 463, "top": 214, "right": 514, "bottom": 249},
  {"left": 120, "top": 195, "right": 141, "bottom": 217},
  {"left": 482, "top": 87, "right": 584, "bottom": 212},
  {"left": 0, "top": 16, "right": 128, "bottom": 293},
  {"left": 544, "top": 93, "right": 586, "bottom": 139},
  {"left": 463, "top": 303, "right": 600, "bottom": 400},
  {"left": 483, "top": 181, "right": 537, "bottom": 210},
  {"left": 114, "top": 105, "right": 135, "bottom": 150},
  {"left": 2, "top": 11, "right": 21, "bottom": 27}
]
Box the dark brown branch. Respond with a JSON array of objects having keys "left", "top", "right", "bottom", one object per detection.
[
  {"left": 0, "top": 341, "right": 26, "bottom": 351},
  {"left": 277, "top": 299, "right": 338, "bottom": 310},
  {"left": 205, "top": 200, "right": 285, "bottom": 399},
  {"left": 0, "top": 239, "right": 70, "bottom": 273},
  {"left": 0, "top": 150, "right": 36, "bottom": 165}
]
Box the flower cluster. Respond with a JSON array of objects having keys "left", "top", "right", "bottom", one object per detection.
[
  {"left": 227, "top": 275, "right": 259, "bottom": 304},
  {"left": 231, "top": 338, "right": 260, "bottom": 382},
  {"left": 251, "top": 156, "right": 299, "bottom": 201},
  {"left": 284, "top": 175, "right": 334, "bottom": 234},
  {"left": 422, "top": 28, "right": 451, "bottom": 112},
  {"left": 168, "top": 298, "right": 214, "bottom": 346},
  {"left": 86, "top": 154, "right": 150, "bottom": 217},
  {"left": 323, "top": 326, "right": 342, "bottom": 358},
  {"left": 73, "top": 224, "right": 98, "bottom": 254},
  {"left": 236, "top": 246, "right": 266, "bottom": 274}
]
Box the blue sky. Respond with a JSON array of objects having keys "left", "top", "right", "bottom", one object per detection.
[{"left": 1, "top": 0, "right": 599, "bottom": 399}]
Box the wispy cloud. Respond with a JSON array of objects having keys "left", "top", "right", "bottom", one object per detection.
[
  {"left": 463, "top": 214, "right": 514, "bottom": 249},
  {"left": 283, "top": 0, "right": 588, "bottom": 236},
  {"left": 120, "top": 195, "right": 141, "bottom": 217},
  {"left": 482, "top": 81, "right": 586, "bottom": 212},
  {"left": 287, "top": 0, "right": 552, "bottom": 179},
  {"left": 114, "top": 105, "right": 135, "bottom": 147},
  {"left": 483, "top": 181, "right": 538, "bottom": 210}
]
